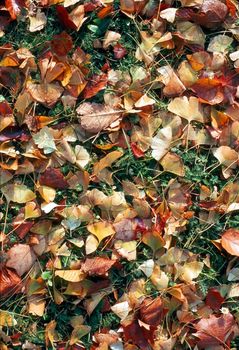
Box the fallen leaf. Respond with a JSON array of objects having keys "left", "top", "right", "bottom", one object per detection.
[
  {"left": 193, "top": 313, "right": 235, "bottom": 348},
  {"left": 87, "top": 221, "right": 115, "bottom": 244},
  {"left": 6, "top": 244, "right": 37, "bottom": 276},
  {"left": 33, "top": 126, "right": 56, "bottom": 154},
  {"left": 76, "top": 102, "right": 123, "bottom": 133},
  {"left": 81, "top": 257, "right": 117, "bottom": 276},
  {"left": 27, "top": 82, "right": 64, "bottom": 108},
  {"left": 151, "top": 125, "right": 172, "bottom": 161},
  {"left": 29, "top": 10, "right": 47, "bottom": 32},
  {"left": 1, "top": 183, "right": 36, "bottom": 203},
  {"left": 168, "top": 96, "right": 204, "bottom": 123},
  {"left": 55, "top": 270, "right": 85, "bottom": 282},
  {"left": 140, "top": 296, "right": 167, "bottom": 326},
  {"left": 221, "top": 228, "right": 239, "bottom": 256}
]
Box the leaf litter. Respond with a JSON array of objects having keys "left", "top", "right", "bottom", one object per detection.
[{"left": 0, "top": 0, "right": 239, "bottom": 349}]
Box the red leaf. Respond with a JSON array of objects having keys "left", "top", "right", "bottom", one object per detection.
[
  {"left": 14, "top": 221, "right": 34, "bottom": 239},
  {"left": 50, "top": 31, "right": 73, "bottom": 57},
  {"left": 97, "top": 5, "right": 113, "bottom": 19},
  {"left": 205, "top": 288, "right": 225, "bottom": 311},
  {"left": 193, "top": 313, "right": 236, "bottom": 348},
  {"left": 122, "top": 320, "right": 152, "bottom": 350},
  {"left": 5, "top": 0, "right": 25, "bottom": 20},
  {"left": 39, "top": 168, "right": 69, "bottom": 189},
  {"left": 140, "top": 296, "right": 167, "bottom": 326},
  {"left": 81, "top": 257, "right": 117, "bottom": 276},
  {"left": 130, "top": 142, "right": 144, "bottom": 158},
  {"left": 226, "top": 0, "right": 237, "bottom": 16},
  {"left": 113, "top": 43, "right": 127, "bottom": 60},
  {"left": 82, "top": 73, "right": 108, "bottom": 99},
  {"left": 0, "top": 266, "right": 21, "bottom": 296},
  {"left": 56, "top": 6, "right": 77, "bottom": 30}
]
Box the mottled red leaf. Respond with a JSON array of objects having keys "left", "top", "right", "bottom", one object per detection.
[
  {"left": 122, "top": 320, "right": 152, "bottom": 350},
  {"left": 193, "top": 313, "right": 236, "bottom": 348},
  {"left": 51, "top": 31, "right": 74, "bottom": 57},
  {"left": 56, "top": 6, "right": 77, "bottom": 30},
  {"left": 140, "top": 296, "right": 167, "bottom": 326},
  {"left": 205, "top": 288, "right": 225, "bottom": 311},
  {"left": 82, "top": 73, "right": 108, "bottom": 99},
  {"left": 113, "top": 43, "right": 127, "bottom": 60},
  {"left": 130, "top": 142, "right": 144, "bottom": 158},
  {"left": 39, "top": 168, "right": 69, "bottom": 189},
  {"left": 0, "top": 266, "right": 21, "bottom": 296},
  {"left": 5, "top": 0, "right": 25, "bottom": 20},
  {"left": 81, "top": 257, "right": 117, "bottom": 276},
  {"left": 14, "top": 221, "right": 34, "bottom": 239}
]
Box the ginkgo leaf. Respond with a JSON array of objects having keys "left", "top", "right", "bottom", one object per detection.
[
  {"left": 87, "top": 221, "right": 115, "bottom": 244},
  {"left": 151, "top": 126, "right": 172, "bottom": 161},
  {"left": 111, "top": 301, "right": 131, "bottom": 320},
  {"left": 93, "top": 151, "right": 123, "bottom": 176},
  {"left": 33, "top": 126, "right": 56, "bottom": 154},
  {"left": 85, "top": 234, "right": 99, "bottom": 255},
  {"left": 168, "top": 96, "right": 204, "bottom": 123},
  {"left": 134, "top": 94, "right": 155, "bottom": 108},
  {"left": 29, "top": 10, "right": 47, "bottom": 32},
  {"left": 208, "top": 35, "right": 233, "bottom": 53},
  {"left": 160, "top": 152, "right": 185, "bottom": 176},
  {"left": 77, "top": 102, "right": 123, "bottom": 133},
  {"left": 75, "top": 145, "right": 91, "bottom": 168},
  {"left": 27, "top": 82, "right": 63, "bottom": 108},
  {"left": 24, "top": 201, "right": 41, "bottom": 220},
  {"left": 55, "top": 270, "right": 85, "bottom": 282},
  {"left": 213, "top": 146, "right": 238, "bottom": 178},
  {"left": 175, "top": 261, "right": 204, "bottom": 283},
  {"left": 1, "top": 184, "right": 36, "bottom": 203},
  {"left": 38, "top": 186, "right": 56, "bottom": 203}
]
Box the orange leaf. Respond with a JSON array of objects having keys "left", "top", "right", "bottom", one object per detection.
[{"left": 221, "top": 228, "right": 239, "bottom": 256}]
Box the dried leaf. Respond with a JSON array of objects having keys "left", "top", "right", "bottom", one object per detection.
[
  {"left": 221, "top": 229, "right": 239, "bottom": 256},
  {"left": 77, "top": 102, "right": 123, "bottom": 133},
  {"left": 6, "top": 244, "right": 37, "bottom": 276},
  {"left": 1, "top": 184, "right": 36, "bottom": 203}
]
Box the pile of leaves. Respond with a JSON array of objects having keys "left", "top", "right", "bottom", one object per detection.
[{"left": 1, "top": 0, "right": 239, "bottom": 349}]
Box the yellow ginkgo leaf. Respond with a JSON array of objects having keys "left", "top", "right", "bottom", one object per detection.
[
  {"left": 87, "top": 221, "right": 115, "bottom": 244},
  {"left": 55, "top": 270, "right": 85, "bottom": 282},
  {"left": 1, "top": 184, "right": 36, "bottom": 203},
  {"left": 38, "top": 185, "right": 56, "bottom": 203},
  {"left": 25, "top": 201, "right": 41, "bottom": 220}
]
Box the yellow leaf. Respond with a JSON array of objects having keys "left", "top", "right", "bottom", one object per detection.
[
  {"left": 38, "top": 186, "right": 56, "bottom": 203},
  {"left": 0, "top": 311, "right": 17, "bottom": 327},
  {"left": 27, "top": 295, "right": 46, "bottom": 316},
  {"left": 87, "top": 221, "right": 115, "bottom": 244},
  {"left": 25, "top": 202, "right": 41, "bottom": 220},
  {"left": 55, "top": 270, "right": 85, "bottom": 282},
  {"left": 1, "top": 184, "right": 36, "bottom": 203},
  {"left": 93, "top": 151, "right": 123, "bottom": 176}
]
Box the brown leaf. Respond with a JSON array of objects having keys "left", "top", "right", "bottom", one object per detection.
[
  {"left": 76, "top": 102, "right": 123, "bottom": 133},
  {"left": 39, "top": 168, "right": 69, "bottom": 189},
  {"left": 81, "top": 257, "right": 117, "bottom": 276},
  {"left": 27, "top": 82, "right": 64, "bottom": 108},
  {"left": 6, "top": 244, "right": 37, "bottom": 276},
  {"left": 140, "top": 296, "right": 167, "bottom": 326},
  {"left": 0, "top": 267, "right": 21, "bottom": 296},
  {"left": 93, "top": 151, "right": 123, "bottom": 176}
]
